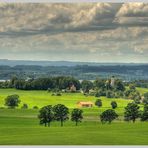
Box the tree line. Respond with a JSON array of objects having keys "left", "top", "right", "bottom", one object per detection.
[
  {"left": 38, "top": 104, "right": 83, "bottom": 127},
  {"left": 38, "top": 103, "right": 148, "bottom": 127},
  {"left": 1, "top": 76, "right": 148, "bottom": 104},
  {"left": 0, "top": 64, "right": 148, "bottom": 81}
]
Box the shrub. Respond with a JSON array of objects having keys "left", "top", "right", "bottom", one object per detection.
[
  {"left": 47, "top": 88, "right": 51, "bottom": 92},
  {"left": 21, "top": 103, "right": 28, "bottom": 109},
  {"left": 111, "top": 101, "right": 117, "bottom": 109},
  {"left": 95, "top": 99, "right": 102, "bottom": 107},
  {"left": 0, "top": 107, "right": 5, "bottom": 109},
  {"left": 51, "top": 92, "right": 62, "bottom": 96},
  {"left": 33, "top": 106, "right": 39, "bottom": 109}
]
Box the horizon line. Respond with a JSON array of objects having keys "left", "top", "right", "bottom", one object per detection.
[{"left": 0, "top": 59, "right": 148, "bottom": 64}]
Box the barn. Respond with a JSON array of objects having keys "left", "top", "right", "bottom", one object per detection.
[{"left": 77, "top": 101, "right": 93, "bottom": 108}]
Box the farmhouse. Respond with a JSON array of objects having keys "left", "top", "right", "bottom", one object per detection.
[{"left": 77, "top": 101, "right": 93, "bottom": 108}]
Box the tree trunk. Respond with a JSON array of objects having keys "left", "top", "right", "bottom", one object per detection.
[
  {"left": 133, "top": 119, "right": 135, "bottom": 123},
  {"left": 48, "top": 122, "right": 50, "bottom": 127},
  {"left": 76, "top": 121, "right": 78, "bottom": 126},
  {"left": 44, "top": 123, "right": 47, "bottom": 127},
  {"left": 61, "top": 120, "right": 63, "bottom": 127}
]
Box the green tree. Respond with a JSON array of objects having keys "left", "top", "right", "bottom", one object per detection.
[
  {"left": 111, "top": 101, "right": 117, "bottom": 109},
  {"left": 143, "top": 92, "right": 148, "bottom": 104},
  {"left": 71, "top": 108, "right": 83, "bottom": 126},
  {"left": 141, "top": 104, "right": 148, "bottom": 121},
  {"left": 21, "top": 103, "right": 28, "bottom": 109},
  {"left": 95, "top": 99, "right": 102, "bottom": 107},
  {"left": 100, "top": 109, "right": 118, "bottom": 124},
  {"left": 38, "top": 105, "right": 54, "bottom": 127},
  {"left": 106, "top": 90, "right": 115, "bottom": 98},
  {"left": 5, "top": 94, "right": 20, "bottom": 108},
  {"left": 129, "top": 84, "right": 136, "bottom": 90},
  {"left": 53, "top": 104, "right": 69, "bottom": 126},
  {"left": 94, "top": 78, "right": 106, "bottom": 90},
  {"left": 10, "top": 76, "right": 18, "bottom": 87},
  {"left": 124, "top": 102, "right": 140, "bottom": 123},
  {"left": 81, "top": 80, "right": 93, "bottom": 93},
  {"left": 115, "top": 80, "right": 125, "bottom": 91}
]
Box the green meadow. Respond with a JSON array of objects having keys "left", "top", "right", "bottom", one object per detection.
[{"left": 0, "top": 88, "right": 148, "bottom": 145}]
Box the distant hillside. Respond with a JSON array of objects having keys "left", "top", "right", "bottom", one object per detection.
[
  {"left": 0, "top": 62, "right": 148, "bottom": 81},
  {"left": 0, "top": 59, "right": 147, "bottom": 67}
]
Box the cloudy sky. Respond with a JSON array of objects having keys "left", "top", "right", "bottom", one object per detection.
[{"left": 0, "top": 3, "right": 148, "bottom": 63}]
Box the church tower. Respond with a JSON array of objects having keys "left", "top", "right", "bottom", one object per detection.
[{"left": 110, "top": 76, "right": 115, "bottom": 87}]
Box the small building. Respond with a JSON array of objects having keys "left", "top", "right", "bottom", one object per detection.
[
  {"left": 77, "top": 101, "right": 93, "bottom": 108},
  {"left": 70, "top": 84, "right": 76, "bottom": 92}
]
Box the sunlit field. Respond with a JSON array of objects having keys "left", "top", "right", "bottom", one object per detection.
[{"left": 0, "top": 88, "right": 148, "bottom": 145}]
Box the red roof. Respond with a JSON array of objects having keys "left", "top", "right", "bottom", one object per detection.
[{"left": 77, "top": 101, "right": 93, "bottom": 105}]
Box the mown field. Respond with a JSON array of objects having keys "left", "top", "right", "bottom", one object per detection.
[{"left": 0, "top": 88, "right": 148, "bottom": 145}]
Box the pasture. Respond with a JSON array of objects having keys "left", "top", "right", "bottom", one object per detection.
[{"left": 0, "top": 88, "right": 148, "bottom": 145}]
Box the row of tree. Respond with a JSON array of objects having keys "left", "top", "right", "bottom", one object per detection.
[
  {"left": 4, "top": 76, "right": 147, "bottom": 105},
  {"left": 1, "top": 76, "right": 125, "bottom": 92},
  {"left": 38, "top": 102, "right": 148, "bottom": 127},
  {"left": 11, "top": 76, "right": 81, "bottom": 90},
  {"left": 38, "top": 104, "right": 83, "bottom": 127}
]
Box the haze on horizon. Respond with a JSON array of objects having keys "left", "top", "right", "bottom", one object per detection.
[{"left": 0, "top": 3, "right": 148, "bottom": 63}]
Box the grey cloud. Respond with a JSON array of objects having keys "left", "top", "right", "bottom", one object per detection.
[
  {"left": 0, "top": 3, "right": 148, "bottom": 63},
  {"left": 115, "top": 3, "right": 148, "bottom": 26},
  {"left": 0, "top": 3, "right": 122, "bottom": 37}
]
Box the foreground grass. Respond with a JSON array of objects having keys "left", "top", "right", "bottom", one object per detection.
[{"left": 0, "top": 108, "right": 148, "bottom": 145}]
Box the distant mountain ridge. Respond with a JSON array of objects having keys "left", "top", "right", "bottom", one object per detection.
[{"left": 0, "top": 59, "right": 147, "bottom": 67}]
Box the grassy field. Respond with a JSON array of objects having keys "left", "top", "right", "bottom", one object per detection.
[{"left": 0, "top": 88, "right": 148, "bottom": 145}]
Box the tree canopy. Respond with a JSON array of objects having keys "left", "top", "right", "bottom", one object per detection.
[
  {"left": 53, "top": 104, "right": 69, "bottom": 126},
  {"left": 100, "top": 109, "right": 118, "bottom": 124},
  {"left": 5, "top": 94, "right": 20, "bottom": 108},
  {"left": 38, "top": 105, "right": 54, "bottom": 127},
  {"left": 71, "top": 108, "right": 83, "bottom": 126},
  {"left": 124, "top": 102, "right": 140, "bottom": 123}
]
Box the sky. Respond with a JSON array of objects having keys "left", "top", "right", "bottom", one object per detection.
[{"left": 0, "top": 3, "right": 148, "bottom": 63}]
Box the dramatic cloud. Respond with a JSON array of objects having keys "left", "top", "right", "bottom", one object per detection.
[
  {"left": 115, "top": 3, "right": 148, "bottom": 26},
  {"left": 0, "top": 3, "right": 147, "bottom": 63}
]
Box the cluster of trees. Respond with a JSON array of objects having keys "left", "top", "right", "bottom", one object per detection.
[
  {"left": 100, "top": 102, "right": 148, "bottom": 123},
  {"left": 95, "top": 97, "right": 148, "bottom": 123},
  {"left": 124, "top": 103, "right": 148, "bottom": 122},
  {"left": 124, "top": 85, "right": 148, "bottom": 104},
  {"left": 38, "top": 104, "right": 83, "bottom": 127},
  {"left": 2, "top": 76, "right": 148, "bottom": 106},
  {"left": 82, "top": 78, "right": 126, "bottom": 99},
  {"left": 10, "top": 76, "right": 81, "bottom": 91},
  {"left": 38, "top": 102, "right": 148, "bottom": 127},
  {"left": 129, "top": 80, "right": 148, "bottom": 88}
]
